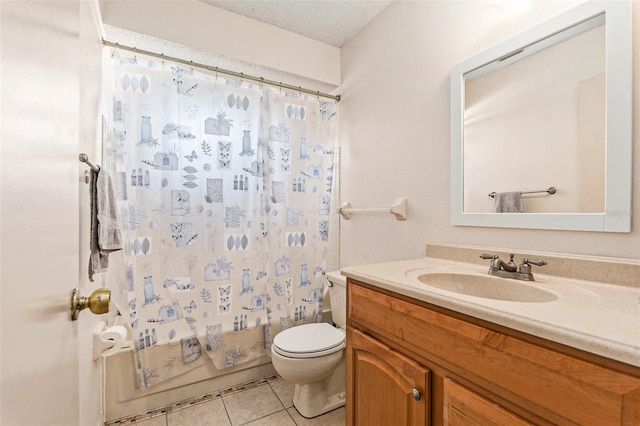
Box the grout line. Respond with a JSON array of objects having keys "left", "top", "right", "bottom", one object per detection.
[
  {"left": 235, "top": 408, "right": 293, "bottom": 426},
  {"left": 265, "top": 380, "right": 299, "bottom": 425},
  {"left": 220, "top": 392, "right": 232, "bottom": 426},
  {"left": 104, "top": 374, "right": 281, "bottom": 425}
]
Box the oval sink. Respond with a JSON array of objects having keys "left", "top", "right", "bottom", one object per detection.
[{"left": 417, "top": 272, "right": 558, "bottom": 303}]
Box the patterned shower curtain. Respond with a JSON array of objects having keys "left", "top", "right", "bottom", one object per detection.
[{"left": 102, "top": 49, "right": 337, "bottom": 388}]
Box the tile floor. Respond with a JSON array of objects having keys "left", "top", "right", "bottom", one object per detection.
[{"left": 109, "top": 376, "right": 345, "bottom": 426}]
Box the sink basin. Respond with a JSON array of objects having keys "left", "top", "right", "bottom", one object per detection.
[{"left": 417, "top": 272, "right": 558, "bottom": 303}]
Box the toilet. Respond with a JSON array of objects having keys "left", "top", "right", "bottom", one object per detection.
[{"left": 270, "top": 271, "right": 347, "bottom": 418}]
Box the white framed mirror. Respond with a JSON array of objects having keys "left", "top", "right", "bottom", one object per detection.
[{"left": 451, "top": 1, "right": 631, "bottom": 232}]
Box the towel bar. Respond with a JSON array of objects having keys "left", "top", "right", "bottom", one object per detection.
[
  {"left": 337, "top": 198, "right": 407, "bottom": 221},
  {"left": 489, "top": 187, "right": 556, "bottom": 198},
  {"left": 79, "top": 153, "right": 100, "bottom": 172}
]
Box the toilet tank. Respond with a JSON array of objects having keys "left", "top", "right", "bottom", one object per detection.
[{"left": 325, "top": 271, "right": 347, "bottom": 329}]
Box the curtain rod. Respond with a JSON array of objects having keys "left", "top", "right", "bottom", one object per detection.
[{"left": 102, "top": 39, "right": 341, "bottom": 102}]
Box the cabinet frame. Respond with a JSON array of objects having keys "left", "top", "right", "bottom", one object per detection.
[{"left": 347, "top": 279, "right": 640, "bottom": 425}]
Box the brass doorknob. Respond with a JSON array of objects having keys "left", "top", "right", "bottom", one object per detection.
[{"left": 71, "top": 288, "right": 111, "bottom": 320}]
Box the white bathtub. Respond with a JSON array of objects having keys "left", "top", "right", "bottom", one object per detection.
[
  {"left": 104, "top": 323, "right": 275, "bottom": 422},
  {"left": 105, "top": 300, "right": 333, "bottom": 421}
]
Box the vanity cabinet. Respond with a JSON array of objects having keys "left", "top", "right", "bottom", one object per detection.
[
  {"left": 347, "top": 327, "right": 430, "bottom": 425},
  {"left": 346, "top": 279, "right": 640, "bottom": 426},
  {"left": 442, "top": 379, "right": 532, "bottom": 426}
]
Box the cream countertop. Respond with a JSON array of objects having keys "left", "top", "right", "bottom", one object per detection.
[{"left": 341, "top": 255, "right": 640, "bottom": 368}]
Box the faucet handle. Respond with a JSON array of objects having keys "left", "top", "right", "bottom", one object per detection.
[
  {"left": 479, "top": 254, "right": 498, "bottom": 260},
  {"left": 519, "top": 258, "right": 547, "bottom": 278},
  {"left": 522, "top": 258, "right": 547, "bottom": 267}
]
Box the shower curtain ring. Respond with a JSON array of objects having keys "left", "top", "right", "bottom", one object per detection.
[{"left": 110, "top": 42, "right": 120, "bottom": 58}]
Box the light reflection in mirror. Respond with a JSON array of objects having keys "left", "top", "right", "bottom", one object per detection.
[{"left": 463, "top": 17, "right": 604, "bottom": 214}]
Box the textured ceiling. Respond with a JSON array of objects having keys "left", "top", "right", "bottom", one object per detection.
[{"left": 201, "top": 0, "right": 392, "bottom": 47}]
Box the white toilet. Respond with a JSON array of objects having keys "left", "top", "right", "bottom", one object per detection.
[{"left": 270, "top": 271, "right": 347, "bottom": 418}]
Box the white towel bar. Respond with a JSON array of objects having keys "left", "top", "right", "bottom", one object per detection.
[{"left": 337, "top": 198, "right": 407, "bottom": 221}]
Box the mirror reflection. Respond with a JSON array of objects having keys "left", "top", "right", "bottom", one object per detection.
[
  {"left": 463, "top": 15, "right": 605, "bottom": 214},
  {"left": 450, "top": 1, "right": 632, "bottom": 232}
]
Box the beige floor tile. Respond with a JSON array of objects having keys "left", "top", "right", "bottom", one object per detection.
[
  {"left": 223, "top": 384, "right": 285, "bottom": 426},
  {"left": 134, "top": 414, "right": 168, "bottom": 426},
  {"left": 243, "top": 409, "right": 296, "bottom": 426},
  {"left": 268, "top": 378, "right": 295, "bottom": 408},
  {"left": 167, "top": 398, "right": 231, "bottom": 426},
  {"left": 287, "top": 406, "right": 345, "bottom": 426}
]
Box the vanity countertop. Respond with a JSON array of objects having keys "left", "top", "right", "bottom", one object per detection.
[{"left": 341, "top": 244, "right": 640, "bottom": 368}]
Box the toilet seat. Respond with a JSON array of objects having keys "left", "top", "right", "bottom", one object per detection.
[{"left": 272, "top": 323, "right": 345, "bottom": 359}]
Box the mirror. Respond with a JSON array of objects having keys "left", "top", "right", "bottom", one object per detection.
[{"left": 451, "top": 1, "right": 631, "bottom": 232}]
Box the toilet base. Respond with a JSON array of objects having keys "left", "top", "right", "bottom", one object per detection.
[
  {"left": 291, "top": 356, "right": 346, "bottom": 418},
  {"left": 293, "top": 384, "right": 346, "bottom": 418}
]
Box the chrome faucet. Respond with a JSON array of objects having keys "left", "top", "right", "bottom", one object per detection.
[{"left": 480, "top": 254, "right": 546, "bottom": 281}]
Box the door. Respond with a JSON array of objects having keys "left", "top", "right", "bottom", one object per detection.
[
  {"left": 346, "top": 327, "right": 430, "bottom": 426},
  {"left": 443, "top": 379, "right": 533, "bottom": 426},
  {"left": 0, "top": 1, "right": 104, "bottom": 424}
]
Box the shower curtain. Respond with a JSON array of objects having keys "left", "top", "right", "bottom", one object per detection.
[{"left": 103, "top": 49, "right": 337, "bottom": 388}]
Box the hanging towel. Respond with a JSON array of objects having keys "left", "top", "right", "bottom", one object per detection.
[
  {"left": 494, "top": 191, "right": 523, "bottom": 213},
  {"left": 89, "top": 168, "right": 122, "bottom": 282}
]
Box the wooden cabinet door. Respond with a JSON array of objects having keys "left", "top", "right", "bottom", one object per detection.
[
  {"left": 347, "top": 327, "right": 430, "bottom": 426},
  {"left": 443, "top": 379, "right": 533, "bottom": 426}
]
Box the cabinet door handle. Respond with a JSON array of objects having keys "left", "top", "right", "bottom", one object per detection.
[{"left": 411, "top": 388, "right": 421, "bottom": 401}]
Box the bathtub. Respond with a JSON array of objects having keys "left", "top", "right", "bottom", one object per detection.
[
  {"left": 104, "top": 320, "right": 276, "bottom": 422},
  {"left": 104, "top": 290, "right": 334, "bottom": 421}
]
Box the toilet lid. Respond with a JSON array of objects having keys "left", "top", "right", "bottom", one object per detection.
[{"left": 273, "top": 323, "right": 345, "bottom": 358}]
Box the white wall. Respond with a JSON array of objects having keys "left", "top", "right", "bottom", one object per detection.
[
  {"left": 339, "top": 0, "right": 640, "bottom": 266},
  {"left": 100, "top": 0, "right": 340, "bottom": 88}
]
